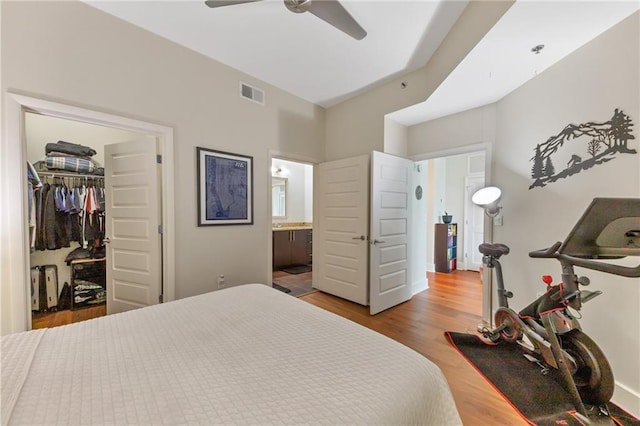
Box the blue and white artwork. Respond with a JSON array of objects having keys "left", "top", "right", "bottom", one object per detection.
[{"left": 197, "top": 147, "right": 253, "bottom": 226}]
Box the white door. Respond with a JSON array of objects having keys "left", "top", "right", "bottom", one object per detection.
[
  {"left": 464, "top": 174, "right": 485, "bottom": 271},
  {"left": 369, "top": 151, "right": 413, "bottom": 315},
  {"left": 104, "top": 138, "right": 162, "bottom": 314},
  {"left": 316, "top": 155, "right": 369, "bottom": 305}
]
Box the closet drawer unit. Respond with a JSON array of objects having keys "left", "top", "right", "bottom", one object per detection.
[{"left": 71, "top": 258, "right": 106, "bottom": 310}]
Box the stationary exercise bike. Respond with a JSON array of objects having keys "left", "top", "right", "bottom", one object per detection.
[{"left": 479, "top": 198, "right": 640, "bottom": 422}]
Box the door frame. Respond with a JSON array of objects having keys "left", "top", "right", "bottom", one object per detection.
[
  {"left": 411, "top": 142, "right": 494, "bottom": 327},
  {"left": 267, "top": 151, "right": 321, "bottom": 288},
  {"left": 2, "top": 92, "right": 175, "bottom": 334},
  {"left": 463, "top": 173, "right": 485, "bottom": 271}
]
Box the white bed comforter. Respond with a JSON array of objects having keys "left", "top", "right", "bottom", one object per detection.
[{"left": 2, "top": 284, "right": 461, "bottom": 425}]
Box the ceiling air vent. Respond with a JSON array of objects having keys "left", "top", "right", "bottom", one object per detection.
[{"left": 240, "top": 82, "right": 265, "bottom": 105}]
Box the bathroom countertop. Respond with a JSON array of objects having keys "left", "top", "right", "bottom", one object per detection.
[{"left": 272, "top": 223, "right": 312, "bottom": 231}]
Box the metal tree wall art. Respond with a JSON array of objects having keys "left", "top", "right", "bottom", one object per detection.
[{"left": 529, "top": 109, "right": 637, "bottom": 189}]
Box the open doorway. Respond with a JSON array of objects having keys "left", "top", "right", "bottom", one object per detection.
[
  {"left": 419, "top": 151, "right": 486, "bottom": 273},
  {"left": 26, "top": 113, "right": 160, "bottom": 328},
  {"left": 2, "top": 93, "right": 175, "bottom": 334},
  {"left": 270, "top": 158, "right": 315, "bottom": 297},
  {"left": 415, "top": 150, "right": 486, "bottom": 315}
]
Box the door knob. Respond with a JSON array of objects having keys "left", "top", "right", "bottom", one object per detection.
[
  {"left": 103, "top": 237, "right": 111, "bottom": 244},
  {"left": 351, "top": 235, "right": 366, "bottom": 240},
  {"left": 372, "top": 239, "right": 386, "bottom": 245}
]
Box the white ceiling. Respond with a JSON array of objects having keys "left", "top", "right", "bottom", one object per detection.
[
  {"left": 390, "top": 0, "right": 640, "bottom": 125},
  {"left": 85, "top": 0, "right": 639, "bottom": 126}
]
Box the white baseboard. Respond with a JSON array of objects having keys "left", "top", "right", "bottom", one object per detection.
[
  {"left": 613, "top": 382, "right": 640, "bottom": 418},
  {"left": 412, "top": 277, "right": 428, "bottom": 295}
]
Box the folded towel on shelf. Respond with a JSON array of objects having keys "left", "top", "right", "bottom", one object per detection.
[
  {"left": 45, "top": 156, "right": 95, "bottom": 174},
  {"left": 45, "top": 140, "right": 97, "bottom": 157}
]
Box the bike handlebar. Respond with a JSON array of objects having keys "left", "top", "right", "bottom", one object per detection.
[
  {"left": 529, "top": 241, "right": 640, "bottom": 278},
  {"left": 528, "top": 242, "right": 562, "bottom": 258},
  {"left": 564, "top": 255, "right": 640, "bottom": 278}
]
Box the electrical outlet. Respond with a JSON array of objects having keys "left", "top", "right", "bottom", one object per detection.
[{"left": 217, "top": 275, "right": 225, "bottom": 288}]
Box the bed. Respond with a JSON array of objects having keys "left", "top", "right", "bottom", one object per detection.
[{"left": 2, "top": 284, "right": 462, "bottom": 425}]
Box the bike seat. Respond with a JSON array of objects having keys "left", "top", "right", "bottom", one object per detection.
[{"left": 479, "top": 243, "right": 510, "bottom": 258}]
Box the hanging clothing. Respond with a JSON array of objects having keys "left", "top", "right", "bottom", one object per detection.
[
  {"left": 27, "top": 161, "right": 42, "bottom": 252},
  {"left": 43, "top": 182, "right": 69, "bottom": 250},
  {"left": 31, "top": 177, "right": 105, "bottom": 252}
]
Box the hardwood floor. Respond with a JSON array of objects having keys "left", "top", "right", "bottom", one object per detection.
[
  {"left": 32, "top": 304, "right": 106, "bottom": 329},
  {"left": 300, "top": 270, "right": 527, "bottom": 425},
  {"left": 272, "top": 269, "right": 316, "bottom": 297}
]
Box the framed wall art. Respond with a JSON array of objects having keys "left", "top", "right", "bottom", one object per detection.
[{"left": 197, "top": 147, "right": 253, "bottom": 226}]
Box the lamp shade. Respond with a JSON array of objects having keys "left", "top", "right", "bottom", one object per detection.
[{"left": 472, "top": 186, "right": 502, "bottom": 217}]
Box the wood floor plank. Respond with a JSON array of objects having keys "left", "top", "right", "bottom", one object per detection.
[
  {"left": 32, "top": 304, "right": 106, "bottom": 329},
  {"left": 300, "top": 270, "right": 527, "bottom": 425}
]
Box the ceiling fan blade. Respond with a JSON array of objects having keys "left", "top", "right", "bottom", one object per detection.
[
  {"left": 204, "top": 0, "right": 263, "bottom": 8},
  {"left": 307, "top": 0, "right": 366, "bottom": 40}
]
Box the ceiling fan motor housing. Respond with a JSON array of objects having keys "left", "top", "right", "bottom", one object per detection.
[{"left": 284, "top": 0, "right": 312, "bottom": 14}]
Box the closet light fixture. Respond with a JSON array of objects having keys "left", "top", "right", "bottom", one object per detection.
[{"left": 271, "top": 166, "right": 289, "bottom": 176}]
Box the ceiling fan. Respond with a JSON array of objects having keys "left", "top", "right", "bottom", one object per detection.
[{"left": 204, "top": 0, "right": 367, "bottom": 40}]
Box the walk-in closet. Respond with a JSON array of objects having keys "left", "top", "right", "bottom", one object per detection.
[{"left": 26, "top": 112, "right": 147, "bottom": 328}]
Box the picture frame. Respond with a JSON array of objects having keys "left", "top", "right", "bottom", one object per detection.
[{"left": 197, "top": 147, "right": 253, "bottom": 226}]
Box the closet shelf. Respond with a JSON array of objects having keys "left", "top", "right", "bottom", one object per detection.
[{"left": 37, "top": 171, "right": 104, "bottom": 179}]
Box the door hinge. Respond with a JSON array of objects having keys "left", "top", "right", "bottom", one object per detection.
[
  {"left": 159, "top": 294, "right": 164, "bottom": 303},
  {"left": 158, "top": 224, "right": 163, "bottom": 234},
  {"left": 156, "top": 154, "right": 162, "bottom": 164}
]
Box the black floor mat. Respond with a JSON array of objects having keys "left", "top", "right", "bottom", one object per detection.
[
  {"left": 280, "top": 265, "right": 311, "bottom": 275},
  {"left": 445, "top": 331, "right": 639, "bottom": 426},
  {"left": 272, "top": 283, "right": 291, "bottom": 293}
]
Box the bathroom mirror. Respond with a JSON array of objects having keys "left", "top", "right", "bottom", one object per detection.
[{"left": 272, "top": 177, "right": 287, "bottom": 218}]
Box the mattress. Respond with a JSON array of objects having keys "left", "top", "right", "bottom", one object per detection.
[{"left": 2, "top": 284, "right": 461, "bottom": 425}]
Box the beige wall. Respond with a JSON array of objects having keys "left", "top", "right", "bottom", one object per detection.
[
  {"left": 1, "top": 0, "right": 325, "bottom": 310},
  {"left": 407, "top": 104, "right": 497, "bottom": 157},
  {"left": 383, "top": 117, "right": 408, "bottom": 157},
  {"left": 408, "top": 12, "right": 640, "bottom": 415}
]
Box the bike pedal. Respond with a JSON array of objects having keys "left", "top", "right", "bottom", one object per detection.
[
  {"left": 523, "top": 354, "right": 550, "bottom": 375},
  {"left": 595, "top": 404, "right": 610, "bottom": 417},
  {"left": 479, "top": 327, "right": 501, "bottom": 343}
]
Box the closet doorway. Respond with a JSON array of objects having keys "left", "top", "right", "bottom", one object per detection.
[
  {"left": 2, "top": 93, "right": 176, "bottom": 334},
  {"left": 27, "top": 113, "right": 156, "bottom": 328},
  {"left": 270, "top": 158, "right": 315, "bottom": 297}
]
